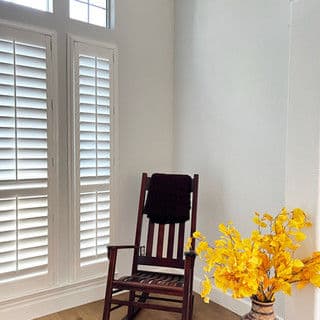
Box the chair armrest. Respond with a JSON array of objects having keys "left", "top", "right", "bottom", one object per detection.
[
  {"left": 107, "top": 245, "right": 139, "bottom": 278},
  {"left": 107, "top": 245, "right": 139, "bottom": 261}
]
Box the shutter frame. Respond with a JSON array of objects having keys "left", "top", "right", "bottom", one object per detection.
[
  {"left": 0, "top": 24, "right": 55, "bottom": 285},
  {"left": 0, "top": 0, "right": 53, "bottom": 13},
  {"left": 72, "top": 41, "right": 114, "bottom": 270}
]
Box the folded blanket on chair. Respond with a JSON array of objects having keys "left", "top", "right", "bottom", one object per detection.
[{"left": 143, "top": 173, "right": 192, "bottom": 224}]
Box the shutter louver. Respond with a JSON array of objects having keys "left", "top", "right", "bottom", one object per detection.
[
  {"left": 0, "top": 38, "right": 49, "bottom": 280},
  {"left": 77, "top": 53, "right": 111, "bottom": 266}
]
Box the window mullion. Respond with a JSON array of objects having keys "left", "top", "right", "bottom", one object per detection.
[
  {"left": 15, "top": 195, "right": 18, "bottom": 273},
  {"left": 13, "top": 41, "right": 19, "bottom": 272},
  {"left": 95, "top": 57, "right": 98, "bottom": 259},
  {"left": 1, "top": 0, "right": 53, "bottom": 12},
  {"left": 87, "top": 2, "right": 90, "bottom": 26},
  {"left": 13, "top": 40, "right": 17, "bottom": 181},
  {"left": 95, "top": 57, "right": 98, "bottom": 179},
  {"left": 106, "top": 0, "right": 110, "bottom": 29},
  {"left": 13, "top": 40, "right": 19, "bottom": 274},
  {"left": 95, "top": 192, "right": 98, "bottom": 257}
]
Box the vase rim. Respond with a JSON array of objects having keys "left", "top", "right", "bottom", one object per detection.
[{"left": 251, "top": 297, "right": 275, "bottom": 306}]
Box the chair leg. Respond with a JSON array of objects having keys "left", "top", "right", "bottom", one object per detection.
[
  {"left": 126, "top": 290, "right": 135, "bottom": 320},
  {"left": 124, "top": 291, "right": 149, "bottom": 320},
  {"left": 102, "top": 287, "right": 113, "bottom": 320},
  {"left": 182, "top": 270, "right": 192, "bottom": 319},
  {"left": 189, "top": 294, "right": 194, "bottom": 320},
  {"left": 183, "top": 293, "right": 194, "bottom": 320},
  {"left": 182, "top": 290, "right": 192, "bottom": 320},
  {"left": 103, "top": 248, "right": 118, "bottom": 320}
]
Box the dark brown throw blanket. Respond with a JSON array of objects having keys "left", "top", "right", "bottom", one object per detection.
[{"left": 143, "top": 173, "right": 192, "bottom": 224}]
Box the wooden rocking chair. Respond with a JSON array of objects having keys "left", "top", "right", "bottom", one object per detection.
[{"left": 102, "top": 172, "right": 199, "bottom": 320}]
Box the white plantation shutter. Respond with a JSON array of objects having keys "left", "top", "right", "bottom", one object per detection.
[
  {"left": 0, "top": 26, "right": 53, "bottom": 282},
  {"left": 73, "top": 42, "right": 113, "bottom": 268}
]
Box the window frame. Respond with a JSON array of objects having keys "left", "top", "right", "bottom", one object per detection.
[
  {"left": 69, "top": 0, "right": 113, "bottom": 29},
  {"left": 0, "top": 20, "right": 58, "bottom": 300},
  {"left": 68, "top": 34, "right": 118, "bottom": 281},
  {"left": 0, "top": 0, "right": 53, "bottom": 13}
]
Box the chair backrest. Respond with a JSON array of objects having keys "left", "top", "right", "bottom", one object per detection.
[{"left": 132, "top": 173, "right": 199, "bottom": 273}]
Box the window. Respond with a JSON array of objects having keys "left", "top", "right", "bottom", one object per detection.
[
  {"left": 70, "top": 38, "right": 115, "bottom": 278},
  {"left": 0, "top": 24, "right": 55, "bottom": 293},
  {"left": 0, "top": 0, "right": 53, "bottom": 12},
  {"left": 70, "top": 0, "right": 111, "bottom": 28}
]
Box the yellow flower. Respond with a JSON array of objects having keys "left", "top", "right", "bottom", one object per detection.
[
  {"left": 294, "top": 231, "right": 306, "bottom": 242},
  {"left": 195, "top": 240, "right": 209, "bottom": 256},
  {"left": 263, "top": 213, "right": 273, "bottom": 221},
  {"left": 185, "top": 237, "right": 192, "bottom": 251},
  {"left": 292, "top": 259, "right": 304, "bottom": 269},
  {"left": 186, "top": 208, "right": 320, "bottom": 303},
  {"left": 193, "top": 230, "right": 204, "bottom": 239},
  {"left": 201, "top": 275, "right": 212, "bottom": 303},
  {"left": 218, "top": 223, "right": 229, "bottom": 235},
  {"left": 253, "top": 215, "right": 267, "bottom": 228}
]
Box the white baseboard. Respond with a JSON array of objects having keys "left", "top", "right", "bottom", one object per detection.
[
  {"left": 194, "top": 276, "right": 284, "bottom": 320},
  {"left": 0, "top": 277, "right": 107, "bottom": 320}
]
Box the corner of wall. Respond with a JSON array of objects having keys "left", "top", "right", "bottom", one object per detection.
[{"left": 193, "top": 277, "right": 284, "bottom": 320}]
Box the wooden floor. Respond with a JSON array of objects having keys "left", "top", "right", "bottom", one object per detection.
[{"left": 35, "top": 293, "right": 240, "bottom": 320}]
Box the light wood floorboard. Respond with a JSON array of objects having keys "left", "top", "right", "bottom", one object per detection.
[{"left": 35, "top": 293, "right": 241, "bottom": 320}]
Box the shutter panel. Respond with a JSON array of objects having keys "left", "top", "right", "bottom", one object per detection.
[
  {"left": 16, "top": 42, "right": 48, "bottom": 182},
  {"left": 75, "top": 49, "right": 112, "bottom": 266},
  {"left": 0, "top": 37, "right": 49, "bottom": 280},
  {"left": 0, "top": 39, "right": 15, "bottom": 182}
]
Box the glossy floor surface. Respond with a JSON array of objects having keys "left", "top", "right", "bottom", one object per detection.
[{"left": 35, "top": 293, "right": 241, "bottom": 320}]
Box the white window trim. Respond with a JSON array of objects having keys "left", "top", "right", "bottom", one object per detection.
[
  {"left": 0, "top": 0, "right": 53, "bottom": 13},
  {"left": 68, "top": 34, "right": 118, "bottom": 282},
  {"left": 0, "top": 19, "right": 59, "bottom": 300},
  {"left": 69, "top": 0, "right": 114, "bottom": 29}
]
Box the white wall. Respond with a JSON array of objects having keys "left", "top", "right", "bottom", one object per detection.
[
  {"left": 285, "top": 1, "right": 320, "bottom": 319},
  {"left": 174, "top": 1, "right": 289, "bottom": 318},
  {"left": 0, "top": 0, "right": 174, "bottom": 317}
]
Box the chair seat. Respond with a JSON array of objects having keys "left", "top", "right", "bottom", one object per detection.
[{"left": 118, "top": 271, "right": 184, "bottom": 287}]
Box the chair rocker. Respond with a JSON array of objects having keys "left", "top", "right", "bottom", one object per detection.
[{"left": 102, "top": 172, "right": 199, "bottom": 320}]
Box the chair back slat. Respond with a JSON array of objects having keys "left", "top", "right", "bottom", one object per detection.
[
  {"left": 146, "top": 221, "right": 155, "bottom": 256},
  {"left": 166, "top": 224, "right": 175, "bottom": 258},
  {"left": 177, "top": 222, "right": 185, "bottom": 260},
  {"left": 156, "top": 224, "right": 165, "bottom": 257},
  {"left": 136, "top": 255, "right": 184, "bottom": 269}
]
